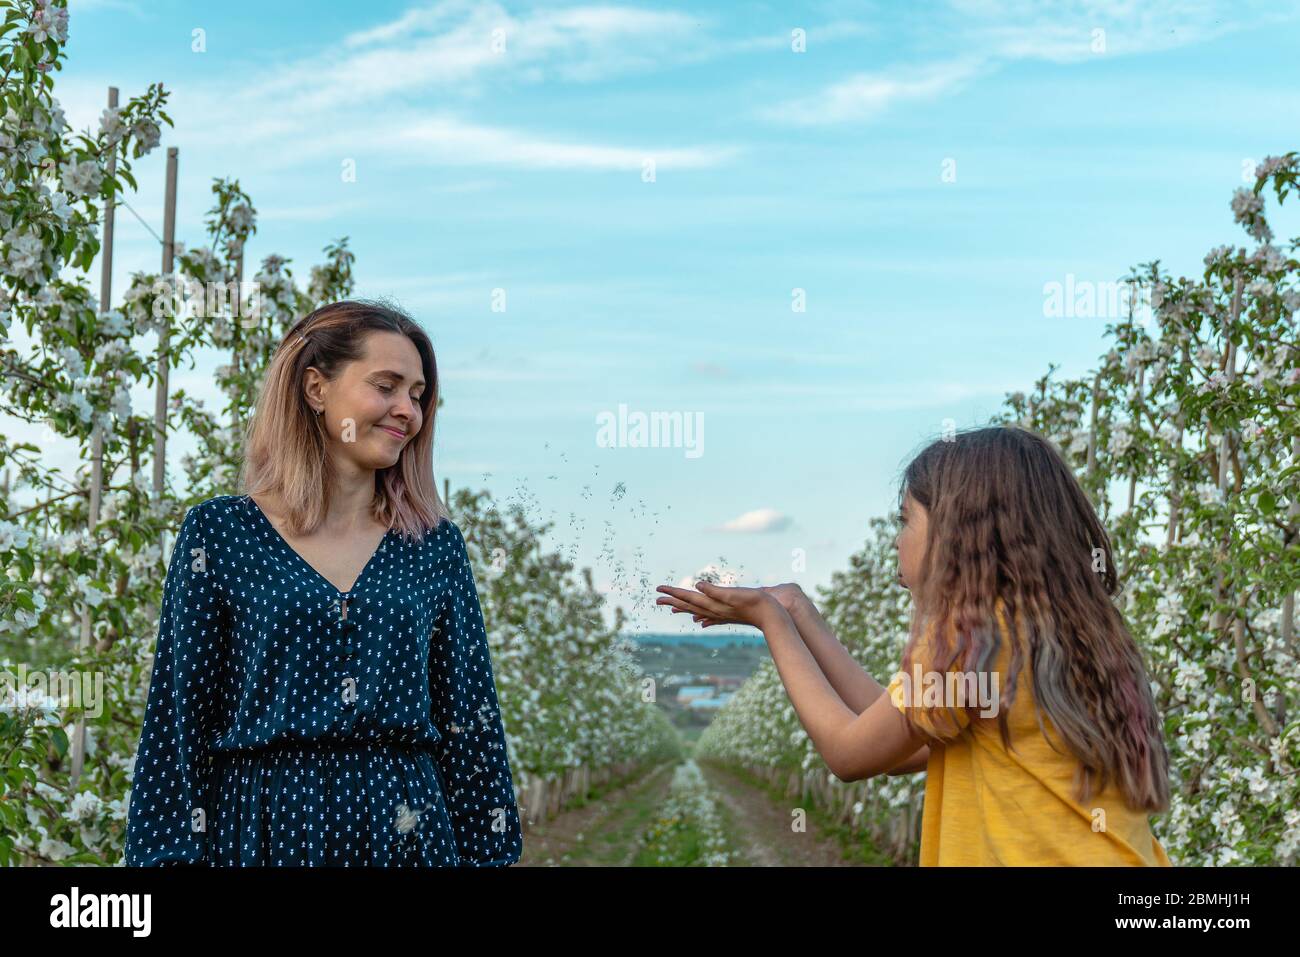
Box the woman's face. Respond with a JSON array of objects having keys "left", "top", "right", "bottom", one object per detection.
[
  {"left": 895, "top": 489, "right": 928, "bottom": 592},
  {"left": 306, "top": 331, "right": 425, "bottom": 471}
]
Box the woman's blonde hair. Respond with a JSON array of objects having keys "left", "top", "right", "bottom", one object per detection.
[{"left": 239, "top": 298, "right": 449, "bottom": 542}]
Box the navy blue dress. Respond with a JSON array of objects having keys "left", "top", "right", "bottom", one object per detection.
[{"left": 123, "top": 494, "right": 523, "bottom": 867}]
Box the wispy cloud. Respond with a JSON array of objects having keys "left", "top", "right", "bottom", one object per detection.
[
  {"left": 946, "top": 0, "right": 1269, "bottom": 63},
  {"left": 394, "top": 115, "right": 737, "bottom": 170},
  {"left": 763, "top": 0, "right": 1295, "bottom": 126},
  {"left": 762, "top": 59, "right": 985, "bottom": 125},
  {"left": 117, "top": 2, "right": 743, "bottom": 176},
  {"left": 68, "top": 0, "right": 147, "bottom": 16},
  {"left": 257, "top": 202, "right": 364, "bottom": 224},
  {"left": 255, "top": 1, "right": 707, "bottom": 112}
]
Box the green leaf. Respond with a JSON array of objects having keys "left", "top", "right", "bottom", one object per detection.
[{"left": 50, "top": 727, "right": 68, "bottom": 757}]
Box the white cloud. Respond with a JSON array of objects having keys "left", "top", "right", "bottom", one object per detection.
[{"left": 715, "top": 508, "right": 793, "bottom": 533}]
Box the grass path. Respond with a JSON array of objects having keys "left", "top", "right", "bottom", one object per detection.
[
  {"left": 517, "top": 763, "right": 676, "bottom": 866},
  {"left": 516, "top": 757, "right": 890, "bottom": 866},
  {"left": 696, "top": 761, "right": 859, "bottom": 866}
]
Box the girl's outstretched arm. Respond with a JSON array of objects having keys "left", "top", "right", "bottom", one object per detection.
[
  {"left": 779, "top": 584, "right": 889, "bottom": 713},
  {"left": 657, "top": 583, "right": 930, "bottom": 782},
  {"left": 779, "top": 586, "right": 930, "bottom": 773},
  {"left": 886, "top": 746, "right": 931, "bottom": 775},
  {"left": 678, "top": 582, "right": 931, "bottom": 776},
  {"left": 759, "top": 601, "right": 931, "bottom": 781}
]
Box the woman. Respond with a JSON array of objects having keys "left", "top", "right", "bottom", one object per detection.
[{"left": 124, "top": 299, "right": 522, "bottom": 866}]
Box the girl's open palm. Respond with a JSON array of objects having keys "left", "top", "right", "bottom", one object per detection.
[{"left": 655, "top": 581, "right": 777, "bottom": 629}]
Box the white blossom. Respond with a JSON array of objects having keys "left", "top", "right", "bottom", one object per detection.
[
  {"left": 98, "top": 107, "right": 126, "bottom": 147},
  {"left": 130, "top": 118, "right": 161, "bottom": 155},
  {"left": 1197, "top": 370, "right": 1228, "bottom": 394},
  {"left": 47, "top": 191, "right": 73, "bottom": 224},
  {"left": 94, "top": 309, "right": 126, "bottom": 338},
  {"left": 0, "top": 521, "right": 33, "bottom": 551},
  {"left": 2, "top": 227, "right": 45, "bottom": 283},
  {"left": 75, "top": 574, "right": 108, "bottom": 608},
  {"left": 59, "top": 158, "right": 103, "bottom": 199},
  {"left": 64, "top": 790, "right": 105, "bottom": 824},
  {"left": 1254, "top": 155, "right": 1295, "bottom": 179},
  {"left": 26, "top": 2, "right": 68, "bottom": 44},
  {"left": 1107, "top": 422, "right": 1134, "bottom": 456},
  {"left": 228, "top": 202, "right": 254, "bottom": 233},
  {"left": 1204, "top": 245, "right": 1235, "bottom": 268}
]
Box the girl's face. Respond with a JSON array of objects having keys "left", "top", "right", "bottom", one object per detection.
[
  {"left": 895, "top": 490, "right": 928, "bottom": 592},
  {"left": 306, "top": 331, "right": 425, "bottom": 471}
]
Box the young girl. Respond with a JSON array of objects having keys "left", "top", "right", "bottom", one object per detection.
[
  {"left": 124, "top": 299, "right": 522, "bottom": 867},
  {"left": 656, "top": 425, "right": 1172, "bottom": 865}
]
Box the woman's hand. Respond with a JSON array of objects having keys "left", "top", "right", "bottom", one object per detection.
[{"left": 655, "top": 581, "right": 782, "bottom": 630}]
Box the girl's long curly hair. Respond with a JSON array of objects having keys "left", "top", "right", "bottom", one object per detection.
[{"left": 898, "top": 425, "right": 1169, "bottom": 812}]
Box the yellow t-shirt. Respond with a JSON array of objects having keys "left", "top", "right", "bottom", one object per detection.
[{"left": 885, "top": 600, "right": 1172, "bottom": 866}]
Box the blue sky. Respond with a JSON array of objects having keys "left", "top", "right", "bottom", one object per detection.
[{"left": 36, "top": 0, "right": 1300, "bottom": 633}]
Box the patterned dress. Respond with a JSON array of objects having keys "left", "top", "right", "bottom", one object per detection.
[{"left": 124, "top": 494, "right": 522, "bottom": 866}]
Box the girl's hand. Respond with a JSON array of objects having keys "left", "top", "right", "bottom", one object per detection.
[
  {"left": 761, "top": 583, "right": 809, "bottom": 616},
  {"left": 655, "top": 581, "right": 781, "bottom": 630}
]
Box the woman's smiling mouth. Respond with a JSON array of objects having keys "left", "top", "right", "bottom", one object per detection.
[{"left": 378, "top": 426, "right": 406, "bottom": 439}]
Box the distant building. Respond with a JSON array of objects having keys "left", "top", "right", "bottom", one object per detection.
[
  {"left": 688, "top": 692, "right": 735, "bottom": 711},
  {"left": 675, "top": 685, "right": 714, "bottom": 704}
]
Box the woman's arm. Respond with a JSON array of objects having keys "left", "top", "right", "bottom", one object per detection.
[
  {"left": 428, "top": 521, "right": 524, "bottom": 867},
  {"left": 124, "top": 501, "right": 225, "bottom": 866}
]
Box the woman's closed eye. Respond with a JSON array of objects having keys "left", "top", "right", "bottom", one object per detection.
[{"left": 376, "top": 383, "right": 421, "bottom": 400}]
